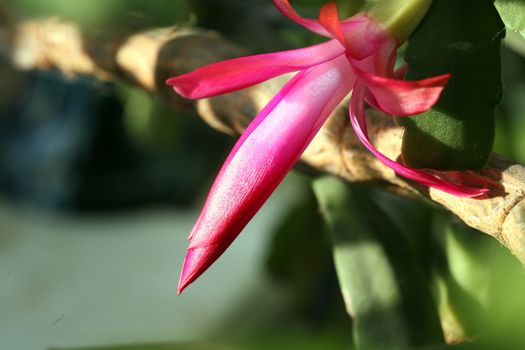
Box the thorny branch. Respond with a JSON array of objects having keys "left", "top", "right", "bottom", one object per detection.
[{"left": 1, "top": 17, "right": 525, "bottom": 265}]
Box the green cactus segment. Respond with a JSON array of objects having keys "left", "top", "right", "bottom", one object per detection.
[
  {"left": 369, "top": 0, "right": 432, "bottom": 44},
  {"left": 398, "top": 0, "right": 504, "bottom": 170},
  {"left": 494, "top": 0, "right": 525, "bottom": 39},
  {"left": 313, "top": 177, "right": 443, "bottom": 349}
]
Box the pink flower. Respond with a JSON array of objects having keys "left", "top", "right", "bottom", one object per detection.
[{"left": 167, "top": 0, "right": 488, "bottom": 293}]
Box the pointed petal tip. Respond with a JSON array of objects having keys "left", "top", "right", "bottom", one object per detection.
[
  {"left": 446, "top": 186, "right": 488, "bottom": 198},
  {"left": 177, "top": 277, "right": 190, "bottom": 295},
  {"left": 165, "top": 76, "right": 196, "bottom": 100},
  {"left": 177, "top": 246, "right": 214, "bottom": 294},
  {"left": 177, "top": 260, "right": 194, "bottom": 295},
  {"left": 440, "top": 73, "right": 452, "bottom": 83},
  {"left": 165, "top": 76, "right": 175, "bottom": 86},
  {"left": 165, "top": 77, "right": 188, "bottom": 99},
  {"left": 165, "top": 40, "right": 345, "bottom": 100},
  {"left": 355, "top": 69, "right": 453, "bottom": 116},
  {"left": 178, "top": 247, "right": 199, "bottom": 293},
  {"left": 425, "top": 73, "right": 452, "bottom": 87},
  {"left": 165, "top": 76, "right": 183, "bottom": 91},
  {"left": 470, "top": 187, "right": 490, "bottom": 197}
]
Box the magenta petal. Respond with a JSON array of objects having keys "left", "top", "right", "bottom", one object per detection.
[
  {"left": 273, "top": 0, "right": 332, "bottom": 36},
  {"left": 318, "top": 2, "right": 347, "bottom": 49},
  {"left": 178, "top": 246, "right": 211, "bottom": 294},
  {"left": 394, "top": 64, "right": 408, "bottom": 79},
  {"left": 272, "top": 0, "right": 365, "bottom": 37},
  {"left": 342, "top": 14, "right": 392, "bottom": 61},
  {"left": 355, "top": 68, "right": 451, "bottom": 116},
  {"left": 166, "top": 40, "right": 344, "bottom": 99},
  {"left": 178, "top": 56, "right": 354, "bottom": 292},
  {"left": 349, "top": 83, "right": 488, "bottom": 198}
]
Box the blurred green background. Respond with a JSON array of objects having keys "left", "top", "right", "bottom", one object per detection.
[{"left": 0, "top": 1, "right": 525, "bottom": 350}]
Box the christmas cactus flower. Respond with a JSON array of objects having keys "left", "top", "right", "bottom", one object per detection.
[{"left": 167, "top": 0, "right": 488, "bottom": 293}]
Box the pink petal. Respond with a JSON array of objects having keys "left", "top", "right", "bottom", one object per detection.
[
  {"left": 356, "top": 42, "right": 402, "bottom": 110},
  {"left": 166, "top": 40, "right": 344, "bottom": 99},
  {"left": 354, "top": 68, "right": 451, "bottom": 116},
  {"left": 272, "top": 0, "right": 366, "bottom": 38},
  {"left": 318, "top": 2, "right": 347, "bottom": 49},
  {"left": 394, "top": 64, "right": 408, "bottom": 79},
  {"left": 342, "top": 14, "right": 392, "bottom": 61},
  {"left": 315, "top": 4, "right": 392, "bottom": 66},
  {"left": 345, "top": 37, "right": 396, "bottom": 78},
  {"left": 272, "top": 0, "right": 332, "bottom": 36},
  {"left": 178, "top": 56, "right": 355, "bottom": 293},
  {"left": 349, "top": 82, "right": 488, "bottom": 197}
]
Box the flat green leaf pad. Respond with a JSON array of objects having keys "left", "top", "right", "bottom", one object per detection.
[
  {"left": 495, "top": 0, "right": 525, "bottom": 38},
  {"left": 398, "top": 0, "right": 504, "bottom": 170}
]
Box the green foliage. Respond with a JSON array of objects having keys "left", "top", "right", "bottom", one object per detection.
[
  {"left": 265, "top": 177, "right": 348, "bottom": 325},
  {"left": 399, "top": 0, "right": 504, "bottom": 170},
  {"left": 495, "top": 0, "right": 525, "bottom": 38},
  {"left": 430, "top": 216, "right": 525, "bottom": 347},
  {"left": 314, "top": 177, "right": 525, "bottom": 349},
  {"left": 313, "top": 177, "right": 443, "bottom": 350},
  {"left": 10, "top": 0, "right": 191, "bottom": 30},
  {"left": 51, "top": 343, "right": 236, "bottom": 350},
  {"left": 495, "top": 46, "right": 525, "bottom": 162}
]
